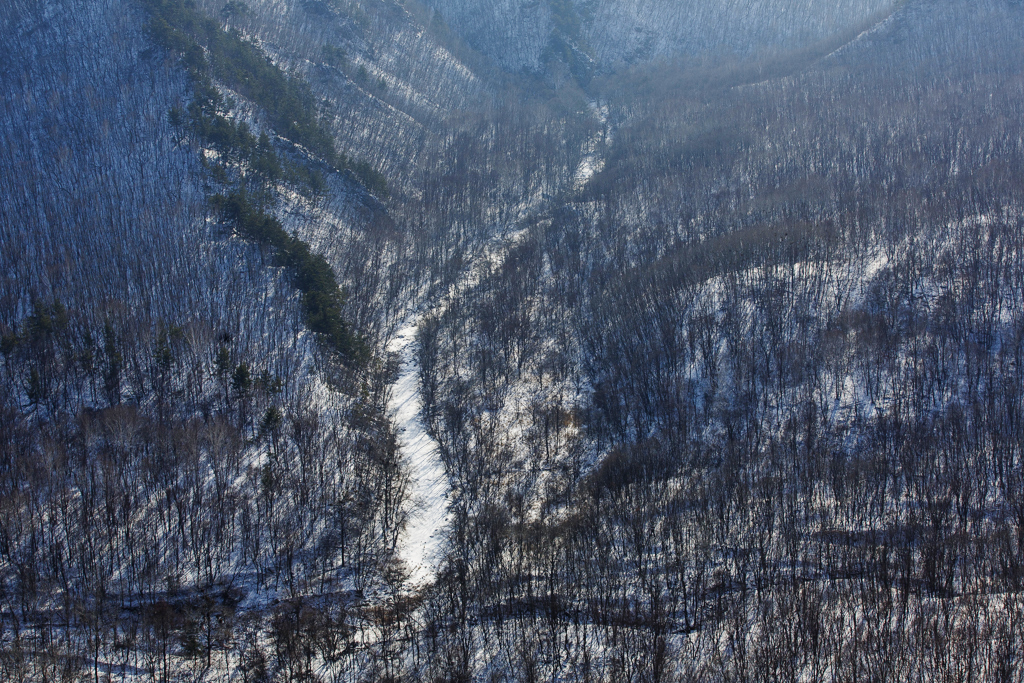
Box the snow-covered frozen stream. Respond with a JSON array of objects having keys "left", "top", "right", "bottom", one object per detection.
[
  {"left": 385, "top": 231, "right": 525, "bottom": 588},
  {"left": 386, "top": 314, "right": 451, "bottom": 588},
  {"left": 388, "top": 103, "right": 612, "bottom": 590},
  {"left": 385, "top": 227, "right": 531, "bottom": 589},
  {"left": 573, "top": 101, "right": 612, "bottom": 190}
]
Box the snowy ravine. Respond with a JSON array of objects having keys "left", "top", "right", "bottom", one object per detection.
[
  {"left": 573, "top": 101, "right": 612, "bottom": 190},
  {"left": 385, "top": 227, "right": 531, "bottom": 588},
  {"left": 386, "top": 314, "right": 451, "bottom": 588},
  {"left": 388, "top": 102, "right": 611, "bottom": 589},
  {"left": 385, "top": 233, "right": 524, "bottom": 588}
]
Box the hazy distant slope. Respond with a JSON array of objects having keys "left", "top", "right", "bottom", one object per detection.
[
  {"left": 833, "top": 0, "right": 1024, "bottom": 73},
  {"left": 584, "top": 0, "right": 899, "bottom": 65},
  {"left": 418, "top": 0, "right": 552, "bottom": 71},
  {"left": 420, "top": 0, "right": 900, "bottom": 72}
]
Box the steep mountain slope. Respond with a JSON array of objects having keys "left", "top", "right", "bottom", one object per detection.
[
  {"left": 0, "top": 0, "right": 416, "bottom": 679},
  {"left": 0, "top": 0, "right": 595, "bottom": 679},
  {"left": 4, "top": 0, "right": 1024, "bottom": 680},
  {"left": 2, "top": 0, "right": 224, "bottom": 328},
  {"left": 421, "top": 0, "right": 900, "bottom": 72},
  {"left": 409, "top": 0, "right": 1024, "bottom": 679}
]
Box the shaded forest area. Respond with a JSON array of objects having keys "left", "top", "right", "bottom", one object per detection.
[{"left": 0, "top": 1, "right": 409, "bottom": 680}]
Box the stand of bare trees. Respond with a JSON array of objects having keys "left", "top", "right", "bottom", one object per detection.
[{"left": 5, "top": 0, "right": 1024, "bottom": 680}]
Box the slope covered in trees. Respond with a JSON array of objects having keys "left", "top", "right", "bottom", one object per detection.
[
  {"left": 4, "top": 0, "right": 1024, "bottom": 680},
  {"left": 409, "top": 0, "right": 1024, "bottom": 679},
  {"left": 419, "top": 0, "right": 901, "bottom": 72},
  {"left": 0, "top": 0, "right": 409, "bottom": 679}
]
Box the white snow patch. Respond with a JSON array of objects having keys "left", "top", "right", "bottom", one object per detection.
[
  {"left": 387, "top": 224, "right": 535, "bottom": 589},
  {"left": 386, "top": 314, "right": 451, "bottom": 588},
  {"left": 573, "top": 155, "right": 606, "bottom": 189}
]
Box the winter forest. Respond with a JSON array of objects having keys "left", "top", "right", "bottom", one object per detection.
[{"left": 3, "top": 0, "right": 1024, "bottom": 680}]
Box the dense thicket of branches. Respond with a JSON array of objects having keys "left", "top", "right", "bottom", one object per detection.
[
  {"left": 411, "top": 1, "right": 1024, "bottom": 680},
  {"left": 0, "top": 1, "right": 407, "bottom": 680},
  {"left": 5, "top": 0, "right": 1024, "bottom": 680}
]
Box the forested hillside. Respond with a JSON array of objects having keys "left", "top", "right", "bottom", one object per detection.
[
  {"left": 0, "top": 0, "right": 416, "bottom": 679},
  {"left": 419, "top": 0, "right": 901, "bottom": 72},
  {"left": 3, "top": 0, "right": 1024, "bottom": 680},
  {"left": 412, "top": 0, "right": 1024, "bottom": 680}
]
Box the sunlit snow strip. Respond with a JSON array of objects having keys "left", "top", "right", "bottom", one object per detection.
[
  {"left": 387, "top": 314, "right": 451, "bottom": 588},
  {"left": 573, "top": 101, "right": 611, "bottom": 190}
]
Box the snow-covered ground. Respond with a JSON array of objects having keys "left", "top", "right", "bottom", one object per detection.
[
  {"left": 387, "top": 225, "right": 533, "bottom": 587},
  {"left": 387, "top": 314, "right": 452, "bottom": 588},
  {"left": 389, "top": 98, "right": 610, "bottom": 589},
  {"left": 573, "top": 101, "right": 611, "bottom": 191}
]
